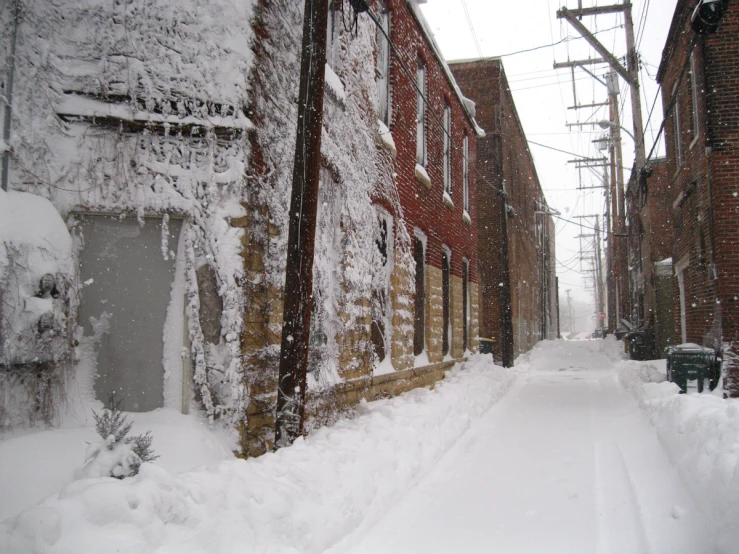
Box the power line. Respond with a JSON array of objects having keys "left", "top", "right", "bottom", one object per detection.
[
  {"left": 527, "top": 140, "right": 595, "bottom": 160},
  {"left": 460, "top": 0, "right": 484, "bottom": 59},
  {"left": 496, "top": 24, "right": 624, "bottom": 58}
]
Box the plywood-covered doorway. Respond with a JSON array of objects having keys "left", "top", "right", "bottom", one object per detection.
[{"left": 76, "top": 215, "right": 183, "bottom": 412}]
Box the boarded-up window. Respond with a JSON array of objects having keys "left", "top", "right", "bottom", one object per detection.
[
  {"left": 462, "top": 258, "right": 469, "bottom": 352},
  {"left": 442, "top": 249, "right": 450, "bottom": 356},
  {"left": 413, "top": 236, "right": 425, "bottom": 356}
]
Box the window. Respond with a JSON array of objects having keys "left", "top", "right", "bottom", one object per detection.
[
  {"left": 443, "top": 105, "right": 451, "bottom": 194},
  {"left": 462, "top": 258, "right": 469, "bottom": 352},
  {"left": 463, "top": 134, "right": 469, "bottom": 213},
  {"left": 371, "top": 209, "right": 394, "bottom": 365},
  {"left": 326, "top": 0, "right": 338, "bottom": 67},
  {"left": 413, "top": 233, "right": 426, "bottom": 356},
  {"left": 673, "top": 82, "right": 682, "bottom": 166},
  {"left": 675, "top": 256, "right": 689, "bottom": 344},
  {"left": 690, "top": 52, "right": 700, "bottom": 142},
  {"left": 416, "top": 61, "right": 426, "bottom": 166},
  {"left": 376, "top": 6, "right": 391, "bottom": 126},
  {"left": 442, "top": 247, "right": 451, "bottom": 357}
]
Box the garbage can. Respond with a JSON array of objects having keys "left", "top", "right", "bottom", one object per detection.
[
  {"left": 479, "top": 337, "right": 494, "bottom": 356},
  {"left": 627, "top": 329, "right": 655, "bottom": 360},
  {"left": 665, "top": 344, "right": 722, "bottom": 393}
]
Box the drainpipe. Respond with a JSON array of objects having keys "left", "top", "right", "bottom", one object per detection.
[{"left": 1, "top": 0, "right": 19, "bottom": 192}]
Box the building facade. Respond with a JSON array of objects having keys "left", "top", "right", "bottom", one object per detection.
[
  {"left": 626, "top": 158, "right": 676, "bottom": 357},
  {"left": 656, "top": 0, "right": 739, "bottom": 394},
  {"left": 449, "top": 57, "right": 557, "bottom": 365},
  {"left": 0, "top": 0, "right": 482, "bottom": 448}
]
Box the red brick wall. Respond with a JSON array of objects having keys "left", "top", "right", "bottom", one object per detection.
[
  {"left": 659, "top": 0, "right": 739, "bottom": 393},
  {"left": 383, "top": 0, "right": 479, "bottom": 282},
  {"left": 450, "top": 58, "right": 552, "bottom": 358}
]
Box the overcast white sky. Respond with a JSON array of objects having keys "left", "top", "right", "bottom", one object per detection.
[{"left": 419, "top": 0, "right": 676, "bottom": 332}]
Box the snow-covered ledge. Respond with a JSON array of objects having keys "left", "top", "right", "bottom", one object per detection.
[
  {"left": 377, "top": 120, "right": 397, "bottom": 158},
  {"left": 324, "top": 64, "right": 346, "bottom": 104},
  {"left": 462, "top": 209, "right": 472, "bottom": 226},
  {"left": 442, "top": 190, "right": 454, "bottom": 210},
  {"left": 415, "top": 164, "right": 431, "bottom": 189}
]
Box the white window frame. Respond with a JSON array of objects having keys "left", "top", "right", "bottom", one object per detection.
[
  {"left": 326, "top": 0, "right": 338, "bottom": 68},
  {"left": 443, "top": 105, "right": 452, "bottom": 194},
  {"left": 416, "top": 61, "right": 427, "bottom": 166},
  {"left": 673, "top": 82, "right": 682, "bottom": 167},
  {"left": 675, "top": 256, "right": 689, "bottom": 344},
  {"left": 690, "top": 52, "right": 700, "bottom": 147},
  {"left": 463, "top": 134, "right": 469, "bottom": 213},
  {"left": 376, "top": 6, "right": 391, "bottom": 126}
]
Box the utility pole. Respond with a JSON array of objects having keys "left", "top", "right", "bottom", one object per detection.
[
  {"left": 594, "top": 216, "right": 605, "bottom": 330},
  {"left": 500, "top": 191, "right": 515, "bottom": 367},
  {"left": 607, "top": 74, "right": 629, "bottom": 325},
  {"left": 556, "top": 1, "right": 646, "bottom": 169},
  {"left": 566, "top": 289, "right": 574, "bottom": 335},
  {"left": 275, "top": 0, "right": 329, "bottom": 449},
  {"left": 556, "top": 276, "right": 561, "bottom": 339}
]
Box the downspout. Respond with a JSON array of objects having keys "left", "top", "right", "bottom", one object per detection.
[{"left": 1, "top": 0, "right": 19, "bottom": 192}]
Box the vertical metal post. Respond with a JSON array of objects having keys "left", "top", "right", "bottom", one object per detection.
[{"left": 274, "top": 0, "right": 329, "bottom": 449}]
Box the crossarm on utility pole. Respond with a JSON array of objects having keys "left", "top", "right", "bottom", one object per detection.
[
  {"left": 557, "top": 8, "right": 634, "bottom": 86},
  {"left": 556, "top": 3, "right": 628, "bottom": 18}
]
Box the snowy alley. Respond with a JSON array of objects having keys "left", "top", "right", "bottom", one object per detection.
[
  {"left": 2, "top": 338, "right": 739, "bottom": 553},
  {"left": 337, "top": 340, "right": 711, "bottom": 554}
]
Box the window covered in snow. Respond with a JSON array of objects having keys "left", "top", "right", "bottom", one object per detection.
[
  {"left": 371, "top": 208, "right": 394, "bottom": 365},
  {"left": 327, "top": 0, "right": 339, "bottom": 68},
  {"left": 376, "top": 5, "right": 391, "bottom": 126}
]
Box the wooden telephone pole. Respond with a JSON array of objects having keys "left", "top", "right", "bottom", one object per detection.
[
  {"left": 275, "top": 0, "right": 329, "bottom": 449},
  {"left": 556, "top": 1, "right": 646, "bottom": 168}
]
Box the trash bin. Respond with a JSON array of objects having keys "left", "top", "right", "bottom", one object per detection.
[
  {"left": 479, "top": 337, "right": 494, "bottom": 356},
  {"left": 627, "top": 329, "right": 655, "bottom": 360},
  {"left": 665, "top": 344, "right": 722, "bottom": 393}
]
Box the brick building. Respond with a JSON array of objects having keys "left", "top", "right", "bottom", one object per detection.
[
  {"left": 655, "top": 0, "right": 739, "bottom": 394},
  {"left": 449, "top": 57, "right": 557, "bottom": 365},
  {"left": 626, "top": 158, "right": 676, "bottom": 356}
]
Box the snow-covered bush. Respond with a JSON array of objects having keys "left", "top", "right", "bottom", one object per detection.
[{"left": 79, "top": 396, "right": 159, "bottom": 480}]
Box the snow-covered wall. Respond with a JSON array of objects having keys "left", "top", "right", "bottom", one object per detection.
[
  {"left": 2, "top": 0, "right": 256, "bottom": 428},
  {"left": 241, "top": 0, "right": 415, "bottom": 453}
]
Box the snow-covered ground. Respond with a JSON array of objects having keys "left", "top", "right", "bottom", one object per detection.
[
  {"left": 0, "top": 355, "right": 515, "bottom": 553},
  {"left": 2, "top": 339, "right": 738, "bottom": 553},
  {"left": 337, "top": 339, "right": 714, "bottom": 554}
]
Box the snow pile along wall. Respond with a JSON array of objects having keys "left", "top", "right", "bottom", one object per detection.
[
  {"left": 0, "top": 356, "right": 515, "bottom": 553},
  {"left": 0, "top": 190, "right": 74, "bottom": 428},
  {"left": 618, "top": 360, "right": 739, "bottom": 553}
]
